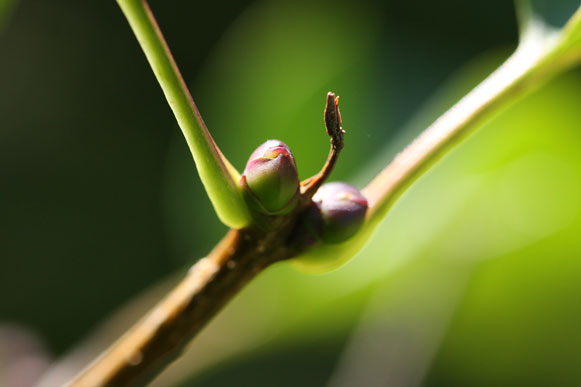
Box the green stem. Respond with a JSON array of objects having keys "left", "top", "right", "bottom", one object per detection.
[
  {"left": 117, "top": 0, "right": 251, "bottom": 229},
  {"left": 294, "top": 6, "right": 581, "bottom": 273},
  {"left": 362, "top": 11, "right": 579, "bottom": 227}
]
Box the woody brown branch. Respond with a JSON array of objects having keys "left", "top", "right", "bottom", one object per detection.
[
  {"left": 70, "top": 211, "right": 310, "bottom": 386},
  {"left": 70, "top": 93, "right": 342, "bottom": 386}
]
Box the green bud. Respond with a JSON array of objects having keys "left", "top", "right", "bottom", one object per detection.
[
  {"left": 241, "top": 140, "right": 299, "bottom": 215},
  {"left": 312, "top": 182, "right": 368, "bottom": 244}
]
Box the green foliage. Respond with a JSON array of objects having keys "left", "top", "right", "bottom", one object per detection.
[
  {"left": 0, "top": 0, "right": 17, "bottom": 31},
  {"left": 554, "top": 6, "right": 581, "bottom": 59}
]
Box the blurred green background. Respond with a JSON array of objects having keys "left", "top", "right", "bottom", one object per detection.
[{"left": 1, "top": 0, "right": 581, "bottom": 386}]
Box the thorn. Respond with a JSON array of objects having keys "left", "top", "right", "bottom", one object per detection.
[
  {"left": 300, "top": 92, "right": 346, "bottom": 199},
  {"left": 324, "top": 92, "right": 345, "bottom": 150}
]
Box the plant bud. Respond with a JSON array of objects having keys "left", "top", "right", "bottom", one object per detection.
[
  {"left": 312, "top": 182, "right": 368, "bottom": 244},
  {"left": 241, "top": 140, "right": 299, "bottom": 214}
]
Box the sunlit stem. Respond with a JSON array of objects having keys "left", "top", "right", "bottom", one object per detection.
[
  {"left": 116, "top": 0, "right": 252, "bottom": 229},
  {"left": 363, "top": 7, "right": 581, "bottom": 228},
  {"left": 295, "top": 5, "right": 581, "bottom": 273}
]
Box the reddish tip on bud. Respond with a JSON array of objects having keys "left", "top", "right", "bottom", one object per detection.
[
  {"left": 242, "top": 140, "right": 299, "bottom": 215},
  {"left": 312, "top": 182, "right": 368, "bottom": 244}
]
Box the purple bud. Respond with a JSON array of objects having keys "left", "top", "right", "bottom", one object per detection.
[
  {"left": 242, "top": 140, "right": 299, "bottom": 214},
  {"left": 312, "top": 182, "right": 368, "bottom": 244}
]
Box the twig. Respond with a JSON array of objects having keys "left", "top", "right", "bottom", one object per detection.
[
  {"left": 116, "top": 0, "right": 250, "bottom": 229},
  {"left": 301, "top": 92, "right": 345, "bottom": 199},
  {"left": 362, "top": 28, "right": 575, "bottom": 224},
  {"left": 70, "top": 223, "right": 299, "bottom": 386}
]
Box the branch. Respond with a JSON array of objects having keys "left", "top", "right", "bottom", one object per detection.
[
  {"left": 292, "top": 6, "right": 581, "bottom": 273},
  {"left": 301, "top": 92, "right": 345, "bottom": 199},
  {"left": 362, "top": 11, "right": 580, "bottom": 227},
  {"left": 70, "top": 224, "right": 298, "bottom": 386},
  {"left": 116, "top": 0, "right": 251, "bottom": 229}
]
